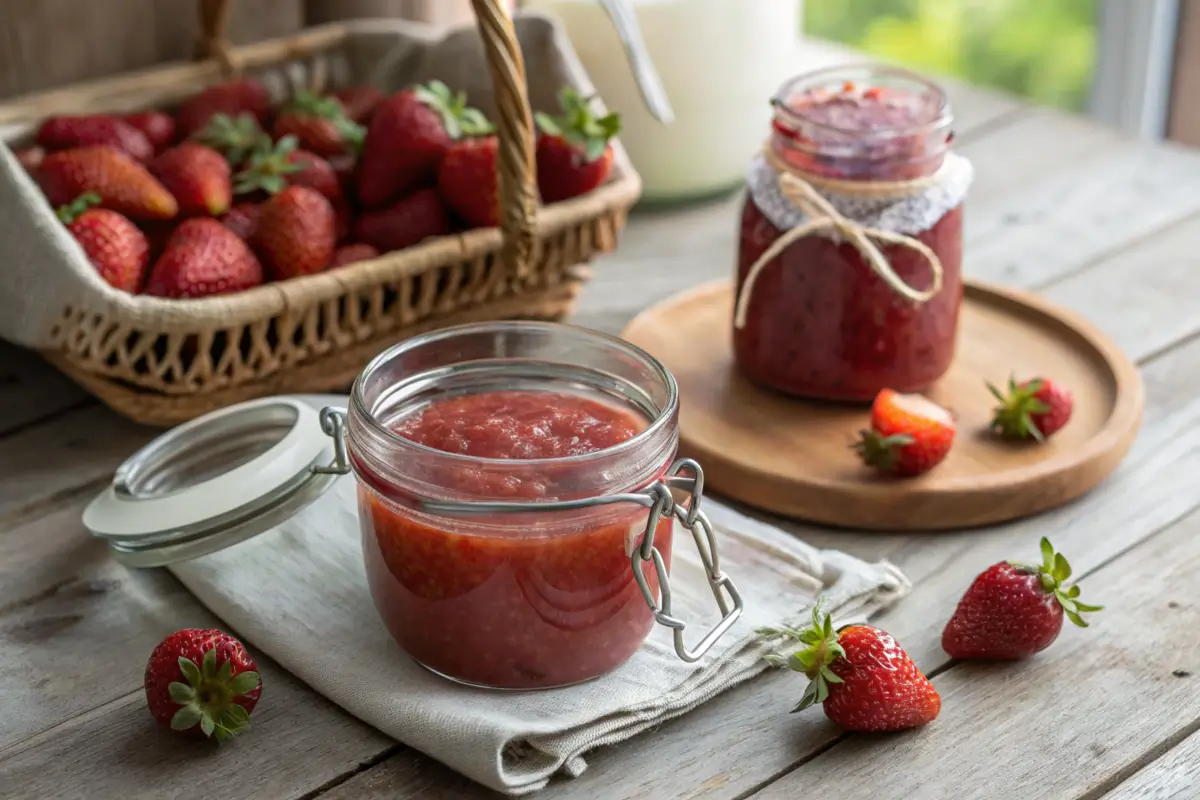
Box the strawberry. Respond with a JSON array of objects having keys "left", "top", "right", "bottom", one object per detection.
[
  {"left": 219, "top": 202, "right": 262, "bottom": 242},
  {"left": 353, "top": 188, "right": 451, "bottom": 252},
  {"left": 534, "top": 87, "right": 621, "bottom": 203},
  {"left": 36, "top": 115, "right": 154, "bottom": 162},
  {"left": 12, "top": 146, "right": 44, "bottom": 173},
  {"left": 122, "top": 111, "right": 177, "bottom": 153},
  {"left": 56, "top": 192, "right": 149, "bottom": 292},
  {"left": 988, "top": 376, "right": 1073, "bottom": 442},
  {"left": 329, "top": 242, "right": 380, "bottom": 268},
  {"left": 193, "top": 112, "right": 271, "bottom": 168},
  {"left": 272, "top": 90, "right": 365, "bottom": 158},
  {"left": 437, "top": 136, "right": 499, "bottom": 228},
  {"left": 942, "top": 537, "right": 1101, "bottom": 661},
  {"left": 38, "top": 146, "right": 178, "bottom": 221},
  {"left": 854, "top": 388, "right": 955, "bottom": 477},
  {"left": 357, "top": 80, "right": 492, "bottom": 208},
  {"left": 144, "top": 628, "right": 261, "bottom": 741},
  {"left": 176, "top": 77, "right": 271, "bottom": 138},
  {"left": 150, "top": 143, "right": 232, "bottom": 217},
  {"left": 254, "top": 186, "right": 336, "bottom": 279},
  {"left": 145, "top": 218, "right": 264, "bottom": 298},
  {"left": 334, "top": 85, "right": 387, "bottom": 124},
  {"left": 760, "top": 603, "right": 940, "bottom": 732},
  {"left": 233, "top": 136, "right": 341, "bottom": 203}
]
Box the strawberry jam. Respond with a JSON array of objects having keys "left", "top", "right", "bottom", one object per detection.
[
  {"left": 734, "top": 67, "right": 965, "bottom": 402},
  {"left": 358, "top": 389, "right": 674, "bottom": 689}
]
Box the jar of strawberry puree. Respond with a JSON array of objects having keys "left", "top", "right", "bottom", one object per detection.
[
  {"left": 734, "top": 65, "right": 974, "bottom": 402},
  {"left": 82, "top": 322, "right": 743, "bottom": 691}
]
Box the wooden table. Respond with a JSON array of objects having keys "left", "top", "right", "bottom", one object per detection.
[{"left": 3, "top": 44, "right": 1200, "bottom": 800}]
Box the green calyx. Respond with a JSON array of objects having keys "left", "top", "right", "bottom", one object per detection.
[
  {"left": 233, "top": 135, "right": 302, "bottom": 196},
  {"left": 56, "top": 191, "right": 101, "bottom": 224},
  {"left": 413, "top": 80, "right": 494, "bottom": 140},
  {"left": 757, "top": 600, "right": 846, "bottom": 713},
  {"left": 1010, "top": 537, "right": 1103, "bottom": 628},
  {"left": 988, "top": 376, "right": 1050, "bottom": 442},
  {"left": 852, "top": 429, "right": 914, "bottom": 473},
  {"left": 284, "top": 90, "right": 365, "bottom": 153},
  {"left": 534, "top": 87, "right": 621, "bottom": 163},
  {"left": 168, "top": 647, "right": 260, "bottom": 741},
  {"left": 193, "top": 112, "right": 272, "bottom": 166}
]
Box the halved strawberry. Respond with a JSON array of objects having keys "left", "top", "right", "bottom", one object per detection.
[
  {"left": 988, "top": 376, "right": 1073, "bottom": 442},
  {"left": 854, "top": 389, "right": 955, "bottom": 477}
]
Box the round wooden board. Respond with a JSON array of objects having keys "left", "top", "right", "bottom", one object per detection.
[{"left": 621, "top": 280, "right": 1144, "bottom": 531}]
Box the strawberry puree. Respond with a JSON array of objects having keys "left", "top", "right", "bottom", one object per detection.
[{"left": 360, "top": 390, "right": 672, "bottom": 689}]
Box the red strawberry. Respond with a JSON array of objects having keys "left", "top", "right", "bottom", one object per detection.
[
  {"left": 329, "top": 242, "right": 380, "bottom": 268},
  {"left": 144, "top": 628, "right": 262, "bottom": 741},
  {"left": 942, "top": 537, "right": 1101, "bottom": 661},
  {"left": 534, "top": 87, "right": 621, "bottom": 203},
  {"left": 36, "top": 115, "right": 154, "bottom": 162},
  {"left": 38, "top": 146, "right": 178, "bottom": 221},
  {"left": 357, "top": 80, "right": 493, "bottom": 208},
  {"left": 150, "top": 143, "right": 232, "bottom": 217},
  {"left": 176, "top": 78, "right": 271, "bottom": 138},
  {"left": 353, "top": 188, "right": 451, "bottom": 252},
  {"left": 254, "top": 186, "right": 336, "bottom": 279},
  {"left": 193, "top": 113, "right": 271, "bottom": 168},
  {"left": 123, "top": 111, "right": 177, "bottom": 153},
  {"left": 233, "top": 136, "right": 341, "bottom": 203},
  {"left": 437, "top": 136, "right": 499, "bottom": 228},
  {"left": 272, "top": 90, "right": 365, "bottom": 158},
  {"left": 334, "top": 85, "right": 387, "bottom": 124},
  {"left": 761, "top": 603, "right": 940, "bottom": 732},
  {"left": 988, "top": 376, "right": 1073, "bottom": 442},
  {"left": 145, "top": 218, "right": 264, "bottom": 298},
  {"left": 56, "top": 192, "right": 149, "bottom": 292},
  {"left": 12, "top": 146, "right": 44, "bottom": 173},
  {"left": 854, "top": 389, "right": 955, "bottom": 477},
  {"left": 220, "top": 203, "right": 262, "bottom": 242}
]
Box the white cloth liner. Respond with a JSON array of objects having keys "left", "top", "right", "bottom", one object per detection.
[{"left": 166, "top": 396, "right": 910, "bottom": 795}]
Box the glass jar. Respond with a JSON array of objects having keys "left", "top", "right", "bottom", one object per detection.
[
  {"left": 733, "top": 65, "right": 966, "bottom": 402},
  {"left": 346, "top": 322, "right": 740, "bottom": 689}
]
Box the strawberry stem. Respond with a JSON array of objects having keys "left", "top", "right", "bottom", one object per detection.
[
  {"left": 233, "top": 135, "right": 303, "bottom": 196},
  {"left": 852, "top": 429, "right": 914, "bottom": 473},
  {"left": 758, "top": 599, "right": 846, "bottom": 712},
  {"left": 413, "top": 80, "right": 494, "bottom": 140},
  {"left": 1009, "top": 537, "right": 1102, "bottom": 628},
  {"left": 535, "top": 87, "right": 621, "bottom": 163},
  {"left": 55, "top": 191, "right": 102, "bottom": 224},
  {"left": 168, "top": 646, "right": 260, "bottom": 741},
  {"left": 988, "top": 375, "right": 1051, "bottom": 442},
  {"left": 193, "top": 112, "right": 272, "bottom": 167}
]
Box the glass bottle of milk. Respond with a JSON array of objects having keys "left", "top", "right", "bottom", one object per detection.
[{"left": 522, "top": 0, "right": 801, "bottom": 205}]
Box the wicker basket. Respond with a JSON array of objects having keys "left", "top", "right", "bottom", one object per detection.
[{"left": 0, "top": 0, "right": 641, "bottom": 427}]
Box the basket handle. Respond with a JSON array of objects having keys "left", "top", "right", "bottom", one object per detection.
[{"left": 192, "top": 0, "right": 537, "bottom": 280}]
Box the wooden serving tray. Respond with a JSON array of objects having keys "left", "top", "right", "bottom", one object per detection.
[{"left": 620, "top": 280, "right": 1144, "bottom": 531}]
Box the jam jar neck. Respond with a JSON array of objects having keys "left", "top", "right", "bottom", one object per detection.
[
  {"left": 769, "top": 64, "right": 954, "bottom": 182},
  {"left": 346, "top": 321, "right": 680, "bottom": 509}
]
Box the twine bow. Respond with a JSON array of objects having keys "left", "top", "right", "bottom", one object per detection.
[{"left": 733, "top": 145, "right": 946, "bottom": 330}]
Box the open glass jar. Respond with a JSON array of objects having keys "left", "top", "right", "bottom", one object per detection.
[{"left": 733, "top": 65, "right": 971, "bottom": 402}]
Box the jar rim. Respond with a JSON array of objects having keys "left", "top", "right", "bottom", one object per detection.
[
  {"left": 349, "top": 320, "right": 680, "bottom": 469},
  {"left": 771, "top": 63, "right": 952, "bottom": 139}
]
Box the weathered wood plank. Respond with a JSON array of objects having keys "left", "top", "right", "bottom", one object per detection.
[
  {"left": 1102, "top": 728, "right": 1200, "bottom": 800},
  {"left": 752, "top": 503, "right": 1200, "bottom": 800},
  {"left": 0, "top": 342, "right": 86, "bottom": 436}
]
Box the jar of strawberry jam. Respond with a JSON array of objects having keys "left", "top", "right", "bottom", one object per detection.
[
  {"left": 343, "top": 322, "right": 743, "bottom": 689},
  {"left": 733, "top": 65, "right": 973, "bottom": 401}
]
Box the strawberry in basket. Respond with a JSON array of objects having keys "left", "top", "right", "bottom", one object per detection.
[
  {"left": 36, "top": 114, "right": 155, "bottom": 162},
  {"left": 176, "top": 77, "right": 272, "bottom": 138},
  {"left": 150, "top": 143, "right": 233, "bottom": 217},
  {"left": 144, "top": 218, "right": 264, "bottom": 299},
  {"left": 534, "top": 87, "right": 622, "bottom": 203},
  {"left": 272, "top": 90, "right": 365, "bottom": 158},
  {"left": 122, "top": 111, "right": 177, "bottom": 154},
  {"left": 39, "top": 146, "right": 178, "bottom": 221},
  {"left": 56, "top": 191, "right": 149, "bottom": 293}
]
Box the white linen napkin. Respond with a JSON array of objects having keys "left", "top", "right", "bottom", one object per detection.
[{"left": 168, "top": 400, "right": 909, "bottom": 795}]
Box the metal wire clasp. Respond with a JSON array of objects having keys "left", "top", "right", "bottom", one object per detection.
[{"left": 312, "top": 407, "right": 351, "bottom": 475}]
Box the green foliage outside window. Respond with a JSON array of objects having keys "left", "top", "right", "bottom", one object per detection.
[{"left": 803, "top": 0, "right": 1097, "bottom": 111}]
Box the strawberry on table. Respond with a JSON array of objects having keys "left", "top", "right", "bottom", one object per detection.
[
  {"left": 38, "top": 146, "right": 178, "bottom": 221},
  {"left": 353, "top": 188, "right": 451, "bottom": 252},
  {"left": 272, "top": 89, "right": 365, "bottom": 158},
  {"left": 254, "top": 186, "right": 336, "bottom": 279},
  {"left": 329, "top": 242, "right": 380, "bottom": 268},
  {"left": 122, "top": 111, "right": 177, "bottom": 153},
  {"left": 150, "top": 142, "right": 232, "bottom": 217},
  {"left": 176, "top": 77, "right": 271, "bottom": 138},
  {"left": 219, "top": 202, "right": 262, "bottom": 242},
  {"left": 534, "top": 87, "right": 621, "bottom": 203},
  {"left": 36, "top": 114, "right": 154, "bottom": 162},
  {"left": 193, "top": 112, "right": 271, "bottom": 168},
  {"left": 334, "top": 85, "right": 387, "bottom": 124},
  {"left": 942, "top": 537, "right": 1101, "bottom": 660},
  {"left": 144, "top": 218, "right": 264, "bottom": 298},
  {"left": 760, "top": 603, "right": 941, "bottom": 732},
  {"left": 357, "top": 80, "right": 493, "bottom": 208},
  {"left": 144, "top": 628, "right": 262, "bottom": 741},
  {"left": 438, "top": 136, "right": 500, "bottom": 229},
  {"left": 988, "top": 376, "right": 1073, "bottom": 442},
  {"left": 56, "top": 192, "right": 149, "bottom": 293},
  {"left": 854, "top": 388, "right": 955, "bottom": 477}
]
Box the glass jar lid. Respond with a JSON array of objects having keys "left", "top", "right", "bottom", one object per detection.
[{"left": 83, "top": 396, "right": 344, "bottom": 568}]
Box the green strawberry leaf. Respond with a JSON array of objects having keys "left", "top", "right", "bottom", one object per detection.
[
  {"left": 178, "top": 656, "right": 201, "bottom": 687},
  {"left": 168, "top": 681, "right": 196, "bottom": 705},
  {"left": 228, "top": 670, "right": 261, "bottom": 698},
  {"left": 170, "top": 704, "right": 202, "bottom": 731}
]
